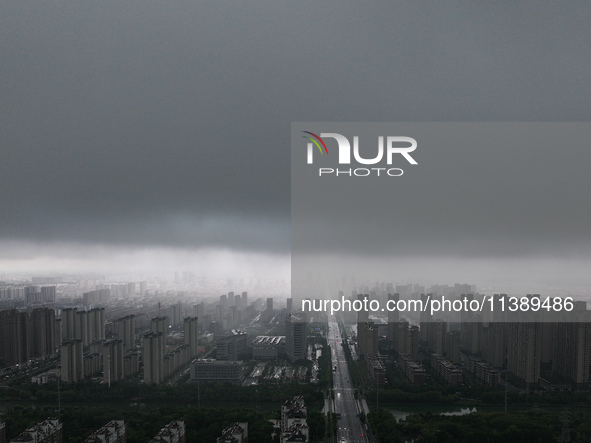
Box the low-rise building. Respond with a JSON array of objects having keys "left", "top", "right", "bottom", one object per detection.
[
  {"left": 367, "top": 356, "right": 386, "bottom": 387},
  {"left": 430, "top": 354, "right": 462, "bottom": 385},
  {"left": 190, "top": 359, "right": 245, "bottom": 385},
  {"left": 465, "top": 356, "right": 500, "bottom": 386},
  {"left": 252, "top": 336, "right": 284, "bottom": 360},
  {"left": 216, "top": 330, "right": 248, "bottom": 360},
  {"left": 31, "top": 369, "right": 61, "bottom": 385},
  {"left": 217, "top": 422, "right": 248, "bottom": 443},
  {"left": 11, "top": 418, "right": 62, "bottom": 443},
  {"left": 150, "top": 421, "right": 186, "bottom": 443},
  {"left": 84, "top": 420, "right": 126, "bottom": 443},
  {"left": 281, "top": 424, "right": 309, "bottom": 443},
  {"left": 397, "top": 354, "right": 425, "bottom": 385},
  {"left": 280, "top": 396, "right": 309, "bottom": 443}
]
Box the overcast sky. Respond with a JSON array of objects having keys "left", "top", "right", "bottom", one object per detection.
[{"left": 1, "top": 2, "right": 591, "bottom": 291}]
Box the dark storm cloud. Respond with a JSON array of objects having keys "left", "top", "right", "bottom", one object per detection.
[
  {"left": 1, "top": 2, "right": 591, "bottom": 254},
  {"left": 292, "top": 123, "right": 591, "bottom": 259}
]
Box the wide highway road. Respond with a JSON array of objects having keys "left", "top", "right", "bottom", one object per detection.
[{"left": 328, "top": 318, "right": 368, "bottom": 443}]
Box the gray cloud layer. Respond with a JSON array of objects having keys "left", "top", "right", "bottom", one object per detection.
[
  {"left": 292, "top": 123, "right": 591, "bottom": 259},
  {"left": 2, "top": 2, "right": 591, "bottom": 257}
]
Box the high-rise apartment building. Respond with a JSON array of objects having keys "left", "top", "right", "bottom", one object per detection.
[
  {"left": 123, "top": 351, "right": 140, "bottom": 378},
  {"left": 103, "top": 340, "right": 124, "bottom": 384},
  {"left": 183, "top": 317, "right": 199, "bottom": 359},
  {"left": 358, "top": 322, "right": 378, "bottom": 358},
  {"left": 41, "top": 286, "right": 56, "bottom": 303},
  {"left": 0, "top": 310, "right": 24, "bottom": 366},
  {"left": 387, "top": 293, "right": 399, "bottom": 345},
  {"left": 30, "top": 308, "right": 57, "bottom": 360},
  {"left": 126, "top": 282, "right": 136, "bottom": 295},
  {"left": 88, "top": 308, "right": 105, "bottom": 343},
  {"left": 0, "top": 308, "right": 56, "bottom": 366},
  {"left": 60, "top": 339, "right": 83, "bottom": 383},
  {"left": 215, "top": 305, "right": 223, "bottom": 324},
  {"left": 357, "top": 294, "right": 369, "bottom": 323},
  {"left": 115, "top": 315, "right": 136, "bottom": 351},
  {"left": 403, "top": 324, "right": 420, "bottom": 360},
  {"left": 24, "top": 286, "right": 42, "bottom": 305},
  {"left": 391, "top": 320, "right": 406, "bottom": 355},
  {"left": 445, "top": 330, "right": 461, "bottom": 365},
  {"left": 482, "top": 323, "right": 506, "bottom": 368},
  {"left": 391, "top": 320, "right": 419, "bottom": 360},
  {"left": 169, "top": 303, "right": 183, "bottom": 327},
  {"left": 286, "top": 297, "right": 293, "bottom": 314},
  {"left": 61, "top": 308, "right": 104, "bottom": 346},
  {"left": 552, "top": 312, "right": 591, "bottom": 386},
  {"left": 75, "top": 310, "right": 89, "bottom": 346},
  {"left": 460, "top": 321, "right": 482, "bottom": 355},
  {"left": 82, "top": 288, "right": 111, "bottom": 306},
  {"left": 61, "top": 308, "right": 76, "bottom": 342},
  {"left": 507, "top": 322, "right": 541, "bottom": 386},
  {"left": 193, "top": 302, "right": 204, "bottom": 319},
  {"left": 150, "top": 317, "right": 168, "bottom": 354},
  {"left": 419, "top": 293, "right": 432, "bottom": 343},
  {"left": 428, "top": 320, "right": 447, "bottom": 355},
  {"left": 143, "top": 332, "right": 164, "bottom": 384}
]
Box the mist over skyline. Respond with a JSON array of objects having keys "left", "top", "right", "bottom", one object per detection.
[{"left": 2, "top": 3, "right": 591, "bottom": 293}]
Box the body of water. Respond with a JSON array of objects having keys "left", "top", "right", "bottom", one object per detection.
[{"left": 390, "top": 406, "right": 477, "bottom": 421}]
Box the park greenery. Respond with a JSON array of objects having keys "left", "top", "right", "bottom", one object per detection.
[
  {"left": 0, "top": 379, "right": 324, "bottom": 408},
  {"left": 368, "top": 407, "right": 591, "bottom": 443}
]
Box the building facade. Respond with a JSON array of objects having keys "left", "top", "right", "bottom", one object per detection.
[
  {"left": 190, "top": 359, "right": 245, "bottom": 385},
  {"left": 286, "top": 315, "right": 306, "bottom": 363},
  {"left": 143, "top": 332, "right": 164, "bottom": 384},
  {"left": 84, "top": 420, "right": 126, "bottom": 443},
  {"left": 60, "top": 339, "right": 83, "bottom": 383},
  {"left": 150, "top": 421, "right": 186, "bottom": 443}
]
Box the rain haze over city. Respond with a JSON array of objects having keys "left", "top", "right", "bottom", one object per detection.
[
  {"left": 2, "top": 3, "right": 591, "bottom": 443},
  {"left": 2, "top": 3, "right": 591, "bottom": 296}
]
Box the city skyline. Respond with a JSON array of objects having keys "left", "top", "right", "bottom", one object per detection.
[
  {"left": 2, "top": 3, "right": 591, "bottom": 292},
  {"left": 3, "top": 3, "right": 591, "bottom": 442}
]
